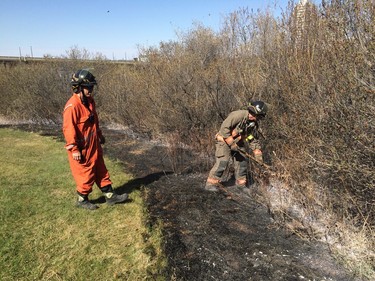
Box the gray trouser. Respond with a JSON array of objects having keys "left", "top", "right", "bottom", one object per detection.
[{"left": 208, "top": 141, "right": 248, "bottom": 182}]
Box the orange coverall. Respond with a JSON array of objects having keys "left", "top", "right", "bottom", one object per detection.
[{"left": 63, "top": 94, "right": 111, "bottom": 195}]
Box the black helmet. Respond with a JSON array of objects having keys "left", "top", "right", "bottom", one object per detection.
[
  {"left": 247, "top": 101, "right": 267, "bottom": 117},
  {"left": 71, "top": 69, "right": 97, "bottom": 92}
]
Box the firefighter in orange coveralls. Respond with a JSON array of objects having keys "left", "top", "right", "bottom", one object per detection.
[
  {"left": 63, "top": 69, "right": 128, "bottom": 210},
  {"left": 205, "top": 101, "right": 268, "bottom": 192}
]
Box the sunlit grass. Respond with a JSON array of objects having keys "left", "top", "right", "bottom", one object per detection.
[{"left": 0, "top": 128, "right": 166, "bottom": 280}]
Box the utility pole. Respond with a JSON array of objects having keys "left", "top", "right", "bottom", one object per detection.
[{"left": 30, "top": 46, "right": 33, "bottom": 58}]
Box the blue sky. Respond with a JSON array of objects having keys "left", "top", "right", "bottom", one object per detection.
[{"left": 0, "top": 0, "right": 299, "bottom": 60}]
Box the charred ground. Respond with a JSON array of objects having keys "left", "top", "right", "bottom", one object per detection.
[{"left": 5, "top": 124, "right": 360, "bottom": 281}]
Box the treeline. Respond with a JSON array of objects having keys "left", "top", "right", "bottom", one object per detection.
[{"left": 0, "top": 0, "right": 373, "bottom": 278}]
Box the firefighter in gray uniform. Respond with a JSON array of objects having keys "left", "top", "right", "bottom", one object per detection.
[{"left": 205, "top": 101, "right": 268, "bottom": 191}]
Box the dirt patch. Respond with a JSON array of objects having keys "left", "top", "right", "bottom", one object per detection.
[{"left": 3, "top": 124, "right": 359, "bottom": 281}]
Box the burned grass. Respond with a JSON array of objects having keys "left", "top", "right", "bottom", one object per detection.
[
  {"left": 100, "top": 126, "right": 357, "bottom": 281},
  {"left": 143, "top": 174, "right": 356, "bottom": 281}
]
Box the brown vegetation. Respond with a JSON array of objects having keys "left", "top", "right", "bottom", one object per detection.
[{"left": 0, "top": 0, "right": 373, "bottom": 278}]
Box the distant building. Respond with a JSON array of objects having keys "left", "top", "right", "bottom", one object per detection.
[{"left": 291, "top": 0, "right": 318, "bottom": 48}]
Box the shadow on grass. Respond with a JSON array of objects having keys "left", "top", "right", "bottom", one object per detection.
[{"left": 91, "top": 171, "right": 174, "bottom": 204}]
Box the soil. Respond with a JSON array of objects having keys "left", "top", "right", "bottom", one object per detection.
[{"left": 3, "top": 123, "right": 360, "bottom": 281}]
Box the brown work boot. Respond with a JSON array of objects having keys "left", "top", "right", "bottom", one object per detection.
[
  {"left": 205, "top": 183, "right": 219, "bottom": 192},
  {"left": 236, "top": 183, "right": 248, "bottom": 189},
  {"left": 236, "top": 179, "right": 247, "bottom": 189},
  {"left": 205, "top": 178, "right": 222, "bottom": 192}
]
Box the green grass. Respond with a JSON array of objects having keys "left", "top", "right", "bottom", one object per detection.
[{"left": 0, "top": 128, "right": 166, "bottom": 281}]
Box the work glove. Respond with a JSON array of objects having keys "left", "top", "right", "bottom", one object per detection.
[
  {"left": 224, "top": 136, "right": 235, "bottom": 146},
  {"left": 225, "top": 136, "right": 239, "bottom": 152},
  {"left": 230, "top": 143, "right": 239, "bottom": 152}
]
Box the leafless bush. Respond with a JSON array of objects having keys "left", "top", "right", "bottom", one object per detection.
[{"left": 0, "top": 62, "right": 70, "bottom": 123}]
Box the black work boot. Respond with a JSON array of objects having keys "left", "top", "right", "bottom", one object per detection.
[
  {"left": 76, "top": 194, "right": 98, "bottom": 210},
  {"left": 101, "top": 185, "right": 128, "bottom": 206},
  {"left": 204, "top": 180, "right": 224, "bottom": 192},
  {"left": 236, "top": 184, "right": 247, "bottom": 189},
  {"left": 104, "top": 192, "right": 129, "bottom": 205}
]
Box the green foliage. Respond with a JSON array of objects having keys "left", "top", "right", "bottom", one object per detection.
[{"left": 0, "top": 128, "right": 166, "bottom": 280}]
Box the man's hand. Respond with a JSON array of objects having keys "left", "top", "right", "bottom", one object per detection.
[{"left": 72, "top": 151, "right": 82, "bottom": 161}]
